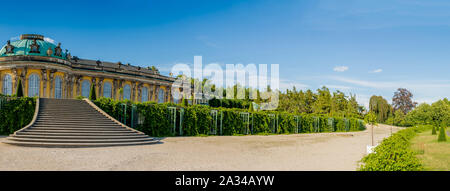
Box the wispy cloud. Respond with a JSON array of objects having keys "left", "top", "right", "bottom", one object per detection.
[
  {"left": 333, "top": 66, "right": 348, "bottom": 72},
  {"left": 10, "top": 36, "right": 19, "bottom": 41},
  {"left": 324, "top": 84, "right": 352, "bottom": 90},
  {"left": 370, "top": 69, "right": 383, "bottom": 73},
  {"left": 196, "top": 36, "right": 219, "bottom": 48},
  {"left": 329, "top": 76, "right": 450, "bottom": 89},
  {"left": 44, "top": 37, "right": 56, "bottom": 44},
  {"left": 279, "top": 79, "right": 309, "bottom": 91}
]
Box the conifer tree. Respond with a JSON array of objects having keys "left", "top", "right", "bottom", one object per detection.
[
  {"left": 16, "top": 79, "right": 24, "bottom": 97},
  {"left": 438, "top": 126, "right": 447, "bottom": 142},
  {"left": 89, "top": 84, "right": 97, "bottom": 100}
]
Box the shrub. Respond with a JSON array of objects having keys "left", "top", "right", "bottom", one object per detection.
[
  {"left": 359, "top": 125, "right": 430, "bottom": 171},
  {"left": 438, "top": 127, "right": 447, "bottom": 142},
  {"left": 0, "top": 96, "right": 35, "bottom": 135},
  {"left": 93, "top": 98, "right": 366, "bottom": 137},
  {"left": 432, "top": 126, "right": 437, "bottom": 135}
]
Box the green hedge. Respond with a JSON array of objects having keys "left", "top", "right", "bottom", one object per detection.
[
  {"left": 359, "top": 125, "right": 431, "bottom": 171},
  {"left": 0, "top": 96, "right": 36, "bottom": 135},
  {"left": 93, "top": 97, "right": 365, "bottom": 137}
]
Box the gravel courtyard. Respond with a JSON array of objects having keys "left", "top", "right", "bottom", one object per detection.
[{"left": 0, "top": 124, "right": 400, "bottom": 171}]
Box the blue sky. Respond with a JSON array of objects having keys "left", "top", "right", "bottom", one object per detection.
[{"left": 1, "top": 0, "right": 450, "bottom": 108}]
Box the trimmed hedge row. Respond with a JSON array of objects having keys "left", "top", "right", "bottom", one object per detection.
[
  {"left": 359, "top": 125, "right": 431, "bottom": 171},
  {"left": 93, "top": 97, "right": 366, "bottom": 137},
  {"left": 0, "top": 96, "right": 36, "bottom": 135}
]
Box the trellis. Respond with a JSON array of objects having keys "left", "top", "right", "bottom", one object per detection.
[
  {"left": 179, "top": 108, "right": 184, "bottom": 136},
  {"left": 294, "top": 115, "right": 302, "bottom": 133},
  {"left": 210, "top": 110, "right": 218, "bottom": 135},
  {"left": 268, "top": 114, "right": 278, "bottom": 133},
  {"left": 313, "top": 116, "right": 320, "bottom": 132},
  {"left": 168, "top": 106, "right": 177, "bottom": 135},
  {"left": 327, "top": 117, "right": 334, "bottom": 132},
  {"left": 118, "top": 103, "right": 127, "bottom": 125},
  {"left": 130, "top": 105, "right": 138, "bottom": 128},
  {"left": 344, "top": 118, "right": 350, "bottom": 131},
  {"left": 240, "top": 112, "right": 251, "bottom": 134}
]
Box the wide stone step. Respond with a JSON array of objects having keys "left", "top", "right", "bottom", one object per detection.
[
  {"left": 15, "top": 131, "right": 141, "bottom": 136},
  {"left": 34, "top": 121, "right": 118, "bottom": 125},
  {"left": 37, "top": 115, "right": 110, "bottom": 118},
  {"left": 29, "top": 127, "right": 130, "bottom": 131},
  {"left": 6, "top": 137, "right": 155, "bottom": 143},
  {"left": 35, "top": 119, "right": 114, "bottom": 123},
  {"left": 2, "top": 139, "right": 159, "bottom": 148},
  {"left": 33, "top": 123, "right": 121, "bottom": 126},
  {"left": 23, "top": 129, "right": 136, "bottom": 133},
  {"left": 38, "top": 112, "right": 102, "bottom": 115},
  {"left": 12, "top": 134, "right": 150, "bottom": 139}
]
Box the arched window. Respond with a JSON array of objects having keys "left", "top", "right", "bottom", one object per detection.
[
  {"left": 81, "top": 80, "right": 91, "bottom": 98},
  {"left": 28, "top": 74, "right": 40, "bottom": 97},
  {"left": 54, "top": 76, "right": 62, "bottom": 99},
  {"left": 103, "top": 82, "right": 112, "bottom": 98},
  {"left": 158, "top": 89, "right": 165, "bottom": 103},
  {"left": 123, "top": 84, "right": 131, "bottom": 100},
  {"left": 141, "top": 87, "right": 148, "bottom": 102},
  {"left": 2, "top": 74, "right": 12, "bottom": 95}
]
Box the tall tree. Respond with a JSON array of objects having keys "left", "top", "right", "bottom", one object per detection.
[
  {"left": 392, "top": 88, "right": 417, "bottom": 114},
  {"left": 15, "top": 79, "right": 24, "bottom": 97},
  {"left": 369, "top": 95, "right": 392, "bottom": 123},
  {"left": 313, "top": 86, "right": 331, "bottom": 114}
]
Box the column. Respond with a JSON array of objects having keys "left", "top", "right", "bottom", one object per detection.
[
  {"left": 40, "top": 69, "right": 47, "bottom": 98},
  {"left": 112, "top": 79, "right": 118, "bottom": 100},
  {"left": 137, "top": 82, "right": 143, "bottom": 102},
  {"left": 75, "top": 75, "right": 81, "bottom": 97},
  {"left": 91, "top": 77, "right": 97, "bottom": 97},
  {"left": 98, "top": 77, "right": 104, "bottom": 98},
  {"left": 49, "top": 70, "right": 56, "bottom": 98}
]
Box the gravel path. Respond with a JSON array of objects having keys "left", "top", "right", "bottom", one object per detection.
[{"left": 0, "top": 124, "right": 400, "bottom": 171}]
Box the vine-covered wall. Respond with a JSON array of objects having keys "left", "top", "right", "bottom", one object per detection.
[
  {"left": 0, "top": 96, "right": 36, "bottom": 135},
  {"left": 94, "top": 97, "right": 366, "bottom": 137}
]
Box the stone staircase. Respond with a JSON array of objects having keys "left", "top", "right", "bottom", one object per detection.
[{"left": 3, "top": 98, "right": 159, "bottom": 147}]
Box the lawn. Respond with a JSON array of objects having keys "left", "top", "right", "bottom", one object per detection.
[{"left": 411, "top": 129, "right": 450, "bottom": 171}]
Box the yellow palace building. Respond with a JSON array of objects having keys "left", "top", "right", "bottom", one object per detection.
[{"left": 0, "top": 34, "right": 176, "bottom": 103}]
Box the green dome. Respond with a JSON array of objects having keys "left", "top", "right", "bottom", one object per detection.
[{"left": 0, "top": 34, "right": 68, "bottom": 59}]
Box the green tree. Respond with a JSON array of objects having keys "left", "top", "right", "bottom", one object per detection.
[
  {"left": 89, "top": 84, "right": 97, "bottom": 100},
  {"left": 365, "top": 111, "right": 378, "bottom": 146},
  {"left": 369, "top": 95, "right": 391, "bottom": 123},
  {"left": 394, "top": 109, "right": 406, "bottom": 126},
  {"left": 432, "top": 126, "right": 437, "bottom": 135},
  {"left": 16, "top": 79, "right": 24, "bottom": 97},
  {"left": 313, "top": 86, "right": 331, "bottom": 114}
]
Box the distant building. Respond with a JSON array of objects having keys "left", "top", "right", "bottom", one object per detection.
[{"left": 0, "top": 34, "right": 176, "bottom": 103}]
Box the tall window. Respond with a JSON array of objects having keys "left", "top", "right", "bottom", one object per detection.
[
  {"left": 103, "top": 82, "right": 112, "bottom": 98},
  {"left": 81, "top": 80, "right": 91, "bottom": 98},
  {"left": 2, "top": 74, "right": 12, "bottom": 95},
  {"left": 123, "top": 84, "right": 131, "bottom": 100},
  {"left": 141, "top": 87, "right": 148, "bottom": 102},
  {"left": 54, "top": 76, "right": 62, "bottom": 99},
  {"left": 158, "top": 89, "right": 165, "bottom": 103},
  {"left": 28, "top": 74, "right": 40, "bottom": 97}
]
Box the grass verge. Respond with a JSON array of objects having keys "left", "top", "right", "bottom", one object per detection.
[
  {"left": 359, "top": 125, "right": 431, "bottom": 171},
  {"left": 410, "top": 129, "right": 450, "bottom": 171}
]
